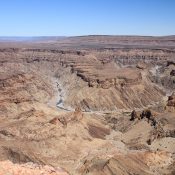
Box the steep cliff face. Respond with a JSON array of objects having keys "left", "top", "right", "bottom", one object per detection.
[{"left": 0, "top": 48, "right": 166, "bottom": 111}]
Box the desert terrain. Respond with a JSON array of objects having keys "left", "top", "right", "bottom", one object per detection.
[{"left": 0, "top": 35, "right": 175, "bottom": 175}]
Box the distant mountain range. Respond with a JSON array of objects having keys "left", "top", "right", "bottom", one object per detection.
[
  {"left": 0, "top": 36, "right": 66, "bottom": 42},
  {"left": 0, "top": 35, "right": 175, "bottom": 42}
]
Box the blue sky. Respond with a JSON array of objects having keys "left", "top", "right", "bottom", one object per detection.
[{"left": 0, "top": 0, "right": 175, "bottom": 36}]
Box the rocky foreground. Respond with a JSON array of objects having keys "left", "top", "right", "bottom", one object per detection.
[
  {"left": 0, "top": 36, "right": 175, "bottom": 175},
  {"left": 0, "top": 161, "right": 68, "bottom": 175}
]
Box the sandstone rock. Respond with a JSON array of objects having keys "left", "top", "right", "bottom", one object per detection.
[
  {"left": 136, "top": 62, "right": 147, "bottom": 69},
  {"left": 0, "top": 161, "right": 68, "bottom": 175}
]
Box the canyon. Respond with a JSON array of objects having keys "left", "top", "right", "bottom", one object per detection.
[{"left": 0, "top": 35, "right": 175, "bottom": 175}]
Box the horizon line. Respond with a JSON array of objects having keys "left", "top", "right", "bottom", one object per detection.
[{"left": 0, "top": 34, "right": 175, "bottom": 38}]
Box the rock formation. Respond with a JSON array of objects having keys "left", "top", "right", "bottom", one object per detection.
[
  {"left": 170, "top": 70, "right": 175, "bottom": 76},
  {"left": 0, "top": 35, "right": 175, "bottom": 175},
  {"left": 0, "top": 161, "right": 68, "bottom": 175}
]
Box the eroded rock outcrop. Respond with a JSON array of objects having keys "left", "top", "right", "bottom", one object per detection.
[
  {"left": 166, "top": 92, "right": 175, "bottom": 111},
  {"left": 170, "top": 70, "right": 175, "bottom": 76},
  {"left": 130, "top": 109, "right": 158, "bottom": 127},
  {"left": 79, "top": 151, "right": 173, "bottom": 175}
]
